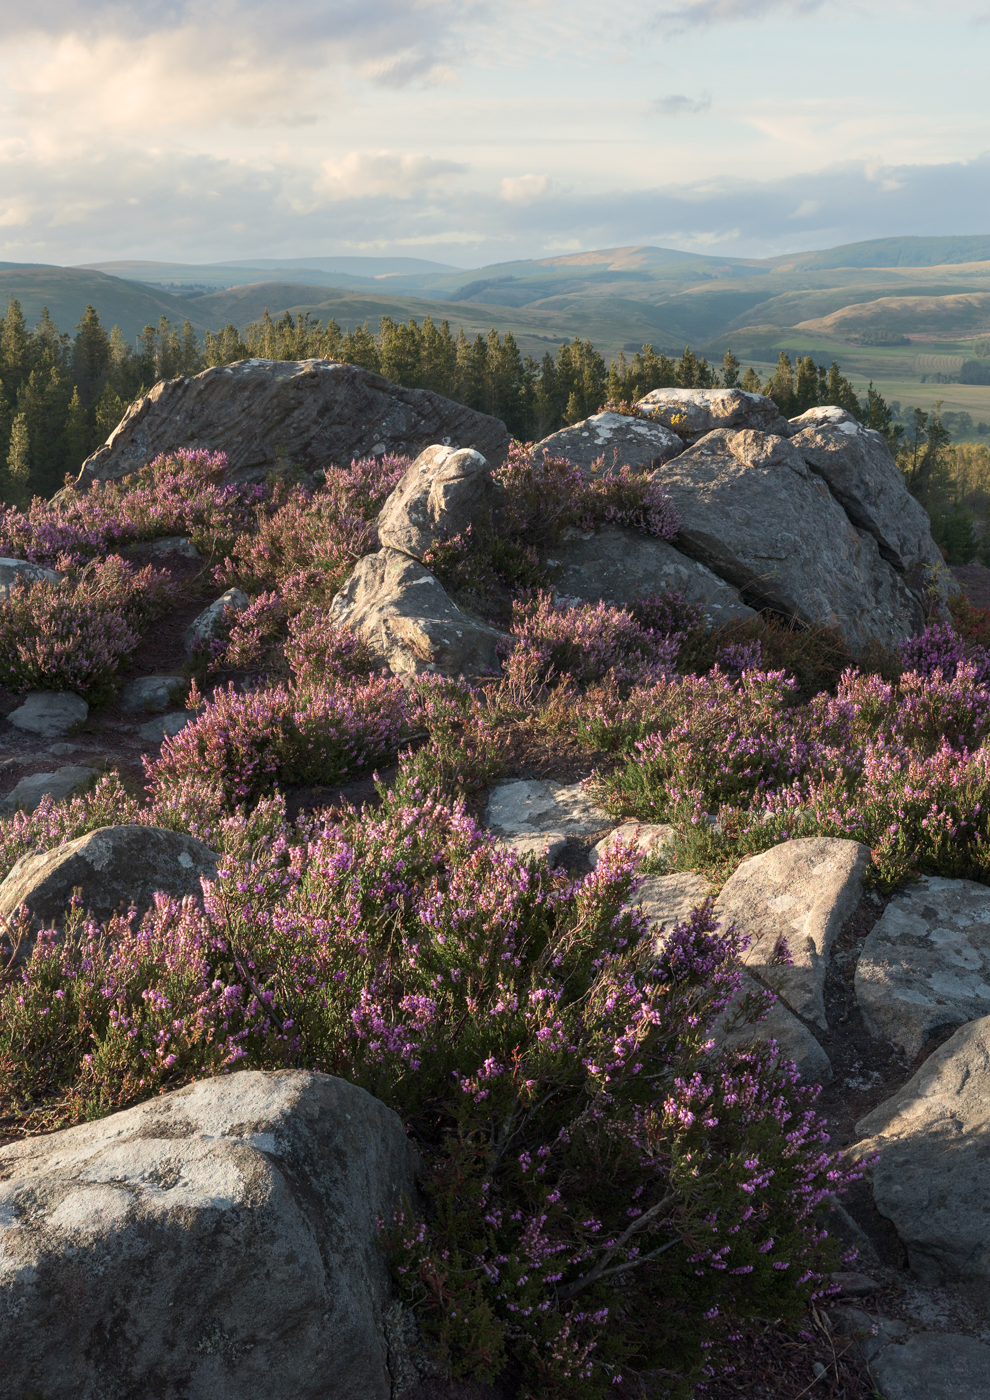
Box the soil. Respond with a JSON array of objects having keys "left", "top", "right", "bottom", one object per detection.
[{"left": 952, "top": 562, "right": 990, "bottom": 610}]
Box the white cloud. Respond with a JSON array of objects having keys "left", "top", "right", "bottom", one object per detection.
[
  {"left": 500, "top": 174, "right": 551, "bottom": 204},
  {"left": 318, "top": 151, "right": 469, "bottom": 199},
  {"left": 654, "top": 0, "right": 823, "bottom": 25},
  {"left": 653, "top": 94, "right": 712, "bottom": 115}
]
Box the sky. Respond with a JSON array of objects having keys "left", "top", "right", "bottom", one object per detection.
[{"left": 1, "top": 0, "right": 989, "bottom": 269}]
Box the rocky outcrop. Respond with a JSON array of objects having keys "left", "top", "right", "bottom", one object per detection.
[
  {"left": 0, "top": 765, "right": 96, "bottom": 815},
  {"left": 329, "top": 548, "right": 504, "bottom": 680},
  {"left": 588, "top": 820, "right": 676, "bottom": 870},
  {"left": 855, "top": 877, "right": 990, "bottom": 1057},
  {"left": 657, "top": 428, "right": 924, "bottom": 650},
  {"left": 530, "top": 411, "right": 683, "bottom": 475},
  {"left": 549, "top": 523, "right": 758, "bottom": 627},
  {"left": 0, "top": 824, "right": 218, "bottom": 937},
  {"left": 635, "top": 387, "right": 791, "bottom": 442},
  {"left": 120, "top": 675, "right": 188, "bottom": 715},
  {"left": 184, "top": 588, "right": 249, "bottom": 655},
  {"left": 484, "top": 779, "right": 611, "bottom": 839},
  {"left": 0, "top": 1069, "right": 418, "bottom": 1400},
  {"left": 76, "top": 359, "right": 510, "bottom": 489},
  {"left": 712, "top": 968, "right": 834, "bottom": 1083},
  {"left": 377, "top": 445, "right": 494, "bottom": 559},
  {"left": 789, "top": 406, "right": 947, "bottom": 590},
  {"left": 0, "top": 557, "right": 61, "bottom": 598},
  {"left": 8, "top": 691, "right": 88, "bottom": 739},
  {"left": 714, "top": 838, "right": 870, "bottom": 1029},
  {"left": 854, "top": 1015, "right": 990, "bottom": 1294}
]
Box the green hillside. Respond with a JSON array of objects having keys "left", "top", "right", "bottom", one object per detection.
[{"left": 0, "top": 266, "right": 202, "bottom": 341}]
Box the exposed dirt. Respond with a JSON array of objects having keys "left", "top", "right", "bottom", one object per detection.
[{"left": 952, "top": 562, "right": 990, "bottom": 609}]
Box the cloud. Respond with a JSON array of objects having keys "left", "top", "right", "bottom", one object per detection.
[
  {"left": 318, "top": 151, "right": 469, "bottom": 199},
  {"left": 500, "top": 174, "right": 551, "bottom": 205},
  {"left": 654, "top": 0, "right": 823, "bottom": 27},
  {"left": 653, "top": 94, "right": 712, "bottom": 116}
]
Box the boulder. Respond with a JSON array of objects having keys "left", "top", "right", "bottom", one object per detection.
[
  {"left": 630, "top": 871, "right": 709, "bottom": 940},
  {"left": 634, "top": 387, "right": 791, "bottom": 442},
  {"left": 0, "top": 824, "right": 219, "bottom": 934},
  {"left": 530, "top": 411, "right": 684, "bottom": 475},
  {"left": 495, "top": 832, "right": 568, "bottom": 866},
  {"left": 855, "top": 877, "right": 990, "bottom": 1058},
  {"left": 854, "top": 1014, "right": 990, "bottom": 1294},
  {"left": 485, "top": 779, "right": 611, "bottom": 839},
  {"left": 8, "top": 691, "right": 88, "bottom": 739},
  {"left": 76, "top": 358, "right": 510, "bottom": 490},
  {"left": 120, "top": 675, "right": 188, "bottom": 715},
  {"left": 711, "top": 968, "right": 833, "bottom": 1083},
  {"left": 330, "top": 549, "right": 505, "bottom": 680},
  {"left": 123, "top": 535, "right": 202, "bottom": 560},
  {"left": 789, "top": 407, "right": 947, "bottom": 588},
  {"left": 183, "top": 588, "right": 249, "bottom": 655},
  {"left": 870, "top": 1332, "right": 990, "bottom": 1400},
  {"left": 0, "top": 557, "right": 61, "bottom": 599},
  {"left": 713, "top": 838, "right": 870, "bottom": 1029},
  {"left": 548, "top": 524, "right": 758, "bottom": 627},
  {"left": 0, "top": 1069, "right": 418, "bottom": 1400},
  {"left": 1, "top": 765, "right": 95, "bottom": 815},
  {"left": 376, "top": 445, "right": 494, "bottom": 560},
  {"left": 139, "top": 712, "right": 193, "bottom": 745},
  {"left": 656, "top": 428, "right": 924, "bottom": 650},
  {"left": 589, "top": 820, "right": 677, "bottom": 870}
]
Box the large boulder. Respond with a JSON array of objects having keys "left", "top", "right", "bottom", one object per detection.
[
  {"left": 0, "top": 824, "right": 219, "bottom": 936},
  {"left": 183, "top": 587, "right": 249, "bottom": 655},
  {"left": 635, "top": 387, "right": 791, "bottom": 442},
  {"left": 75, "top": 359, "right": 511, "bottom": 489},
  {"left": 376, "top": 445, "right": 494, "bottom": 560},
  {"left": 8, "top": 691, "right": 88, "bottom": 738},
  {"left": 0, "top": 556, "right": 61, "bottom": 598},
  {"left": 789, "top": 406, "right": 947, "bottom": 589},
  {"left": 329, "top": 548, "right": 505, "bottom": 680},
  {"left": 854, "top": 1014, "right": 990, "bottom": 1295},
  {"left": 656, "top": 428, "right": 924, "bottom": 650},
  {"left": 855, "top": 877, "right": 990, "bottom": 1058},
  {"left": 0, "top": 1069, "right": 418, "bottom": 1400},
  {"left": 1, "top": 765, "right": 96, "bottom": 816},
  {"left": 484, "top": 779, "right": 611, "bottom": 839},
  {"left": 549, "top": 523, "right": 758, "bottom": 627},
  {"left": 713, "top": 837, "right": 870, "bottom": 1029},
  {"left": 529, "top": 411, "right": 684, "bottom": 475}
]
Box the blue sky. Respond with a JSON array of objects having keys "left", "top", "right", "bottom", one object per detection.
[{"left": 1, "top": 0, "right": 989, "bottom": 266}]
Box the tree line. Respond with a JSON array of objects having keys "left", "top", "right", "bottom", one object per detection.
[{"left": 0, "top": 297, "right": 883, "bottom": 505}]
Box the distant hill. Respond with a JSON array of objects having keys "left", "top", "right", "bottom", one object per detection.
[
  {"left": 796, "top": 291, "right": 990, "bottom": 340},
  {"left": 0, "top": 266, "right": 201, "bottom": 342},
  {"left": 774, "top": 236, "right": 990, "bottom": 271}
]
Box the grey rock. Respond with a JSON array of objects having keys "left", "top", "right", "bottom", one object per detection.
[
  {"left": 530, "top": 411, "right": 684, "bottom": 475},
  {"left": 714, "top": 838, "right": 870, "bottom": 1029},
  {"left": 330, "top": 548, "right": 505, "bottom": 680},
  {"left": 183, "top": 588, "right": 249, "bottom": 655},
  {"left": 589, "top": 821, "right": 677, "bottom": 870},
  {"left": 821, "top": 1198, "right": 880, "bottom": 1267},
  {"left": 856, "top": 877, "right": 990, "bottom": 1058},
  {"left": 631, "top": 871, "right": 709, "bottom": 942},
  {"left": 120, "top": 675, "right": 189, "bottom": 715},
  {"left": 657, "top": 428, "right": 924, "bottom": 651},
  {"left": 0, "top": 1069, "right": 417, "bottom": 1400},
  {"left": 0, "top": 556, "right": 61, "bottom": 599},
  {"left": 376, "top": 444, "right": 494, "bottom": 561},
  {"left": 1, "top": 765, "right": 95, "bottom": 814},
  {"left": 789, "top": 408, "right": 947, "bottom": 589},
  {"left": 485, "top": 779, "right": 611, "bottom": 838},
  {"left": 832, "top": 1307, "right": 910, "bottom": 1365},
  {"left": 830, "top": 1270, "right": 881, "bottom": 1297},
  {"left": 635, "top": 387, "right": 791, "bottom": 442},
  {"left": 549, "top": 524, "right": 758, "bottom": 627},
  {"left": 855, "top": 1015, "right": 990, "bottom": 1293},
  {"left": 711, "top": 967, "right": 833, "bottom": 1082},
  {"left": 75, "top": 358, "right": 510, "bottom": 489},
  {"left": 872, "top": 1332, "right": 990, "bottom": 1399},
  {"left": 47, "top": 742, "right": 79, "bottom": 755},
  {"left": 8, "top": 691, "right": 88, "bottom": 739},
  {"left": 139, "top": 712, "right": 193, "bottom": 744},
  {"left": 496, "top": 832, "right": 569, "bottom": 866},
  {"left": 123, "top": 535, "right": 202, "bottom": 559},
  {"left": 0, "top": 824, "right": 219, "bottom": 934}
]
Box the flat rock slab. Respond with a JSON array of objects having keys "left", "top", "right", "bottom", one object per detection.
[
  {"left": 0, "top": 1069, "right": 417, "bottom": 1400},
  {"left": 496, "top": 832, "right": 568, "bottom": 866},
  {"left": 550, "top": 524, "right": 758, "bottom": 628},
  {"left": 120, "top": 675, "right": 188, "bottom": 715},
  {"left": 656, "top": 428, "right": 924, "bottom": 652},
  {"left": 714, "top": 837, "right": 870, "bottom": 1029},
  {"left": 635, "top": 387, "right": 791, "bottom": 442},
  {"left": 856, "top": 877, "right": 990, "bottom": 1058},
  {"left": 330, "top": 548, "right": 505, "bottom": 681},
  {"left": 76, "top": 357, "right": 511, "bottom": 489},
  {"left": 871, "top": 1332, "right": 990, "bottom": 1399},
  {"left": 139, "top": 712, "right": 193, "bottom": 744},
  {"left": 855, "top": 1014, "right": 990, "bottom": 1293},
  {"left": 1, "top": 765, "right": 95, "bottom": 814},
  {"left": 183, "top": 588, "right": 249, "bottom": 655},
  {"left": 530, "top": 411, "right": 684, "bottom": 475},
  {"left": 833, "top": 1307, "right": 910, "bottom": 1365},
  {"left": 376, "top": 444, "right": 493, "bottom": 561},
  {"left": 124, "top": 535, "right": 201, "bottom": 559},
  {"left": 589, "top": 821, "right": 677, "bottom": 870},
  {"left": 628, "top": 871, "right": 708, "bottom": 943},
  {"left": 0, "top": 823, "right": 219, "bottom": 933},
  {"left": 8, "top": 692, "right": 88, "bottom": 739},
  {"left": 485, "top": 779, "right": 610, "bottom": 838}
]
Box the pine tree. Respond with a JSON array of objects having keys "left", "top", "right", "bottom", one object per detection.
[
  {"left": 72, "top": 305, "right": 111, "bottom": 408},
  {"left": 794, "top": 356, "right": 819, "bottom": 415},
  {"left": 0, "top": 297, "right": 31, "bottom": 398},
  {"left": 740, "top": 366, "right": 761, "bottom": 393},
  {"left": 765, "top": 352, "right": 795, "bottom": 415},
  {"left": 722, "top": 350, "right": 740, "bottom": 388},
  {"left": 676, "top": 347, "right": 700, "bottom": 389},
  {"left": 64, "top": 387, "right": 91, "bottom": 468},
  {"left": 5, "top": 411, "right": 30, "bottom": 503}
]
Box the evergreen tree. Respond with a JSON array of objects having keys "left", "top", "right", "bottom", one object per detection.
[
  {"left": 740, "top": 366, "right": 761, "bottom": 393},
  {"left": 5, "top": 411, "right": 30, "bottom": 504},
  {"left": 794, "top": 356, "right": 819, "bottom": 415},
  {"left": 675, "top": 346, "right": 701, "bottom": 389},
  {"left": 864, "top": 381, "right": 904, "bottom": 452},
  {"left": 72, "top": 305, "right": 111, "bottom": 408},
  {"left": 722, "top": 349, "right": 740, "bottom": 388},
  {"left": 0, "top": 297, "right": 31, "bottom": 399},
  {"left": 64, "top": 387, "right": 91, "bottom": 468},
  {"left": 764, "top": 352, "right": 796, "bottom": 415}
]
